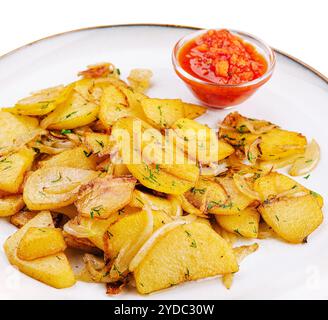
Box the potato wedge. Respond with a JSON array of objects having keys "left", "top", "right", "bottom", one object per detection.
[
  {"left": 258, "top": 195, "right": 323, "bottom": 243},
  {"left": 75, "top": 175, "right": 136, "bottom": 219},
  {"left": 0, "top": 195, "right": 25, "bottom": 217},
  {"left": 17, "top": 227, "right": 66, "bottom": 261},
  {"left": 39, "top": 147, "right": 97, "bottom": 170},
  {"left": 0, "top": 147, "right": 35, "bottom": 193},
  {"left": 134, "top": 222, "right": 238, "bottom": 294},
  {"left": 3, "top": 211, "right": 76, "bottom": 288},
  {"left": 0, "top": 111, "right": 44, "bottom": 156},
  {"left": 23, "top": 166, "right": 97, "bottom": 210},
  {"left": 216, "top": 207, "right": 260, "bottom": 238}
]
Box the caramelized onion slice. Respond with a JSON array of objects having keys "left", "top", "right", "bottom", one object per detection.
[{"left": 245, "top": 138, "right": 262, "bottom": 165}]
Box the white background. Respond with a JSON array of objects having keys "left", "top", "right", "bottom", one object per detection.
[{"left": 0, "top": 0, "right": 327, "bottom": 76}]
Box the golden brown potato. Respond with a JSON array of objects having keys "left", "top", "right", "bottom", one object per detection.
[
  {"left": 182, "top": 102, "right": 206, "bottom": 119},
  {"left": 99, "top": 85, "right": 148, "bottom": 128},
  {"left": 0, "top": 195, "right": 25, "bottom": 217},
  {"left": 216, "top": 207, "right": 260, "bottom": 238},
  {"left": 183, "top": 177, "right": 227, "bottom": 216},
  {"left": 3, "top": 211, "right": 76, "bottom": 289},
  {"left": 3, "top": 85, "right": 72, "bottom": 116},
  {"left": 127, "top": 162, "right": 199, "bottom": 195},
  {"left": 41, "top": 81, "right": 99, "bottom": 130},
  {"left": 253, "top": 172, "right": 323, "bottom": 207},
  {"left": 0, "top": 147, "right": 35, "bottom": 193},
  {"left": 104, "top": 209, "right": 172, "bottom": 262},
  {"left": 172, "top": 118, "right": 234, "bottom": 163},
  {"left": 23, "top": 166, "right": 97, "bottom": 210},
  {"left": 84, "top": 132, "right": 111, "bottom": 156},
  {"left": 130, "top": 190, "right": 175, "bottom": 216},
  {"left": 259, "top": 128, "right": 306, "bottom": 161},
  {"left": 141, "top": 99, "right": 185, "bottom": 129},
  {"left": 63, "top": 211, "right": 123, "bottom": 250},
  {"left": 258, "top": 195, "right": 323, "bottom": 243},
  {"left": 134, "top": 222, "right": 238, "bottom": 294},
  {"left": 209, "top": 175, "right": 255, "bottom": 215},
  {"left": 39, "top": 147, "right": 97, "bottom": 170},
  {"left": 75, "top": 175, "right": 137, "bottom": 219},
  {"left": 17, "top": 227, "right": 66, "bottom": 261},
  {"left": 219, "top": 112, "right": 307, "bottom": 161},
  {"left": 0, "top": 111, "right": 44, "bottom": 156}
]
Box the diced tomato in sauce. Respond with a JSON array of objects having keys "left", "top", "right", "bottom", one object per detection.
[{"left": 179, "top": 29, "right": 267, "bottom": 85}]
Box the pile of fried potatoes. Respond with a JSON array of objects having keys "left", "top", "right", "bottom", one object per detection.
[{"left": 1, "top": 62, "right": 324, "bottom": 295}]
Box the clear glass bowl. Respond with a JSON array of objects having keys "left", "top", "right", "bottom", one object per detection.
[{"left": 172, "top": 29, "right": 276, "bottom": 109}]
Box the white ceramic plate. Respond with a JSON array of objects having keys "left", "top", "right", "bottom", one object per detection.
[{"left": 0, "top": 24, "right": 327, "bottom": 300}]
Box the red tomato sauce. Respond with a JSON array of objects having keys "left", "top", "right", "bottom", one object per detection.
[{"left": 179, "top": 29, "right": 267, "bottom": 85}]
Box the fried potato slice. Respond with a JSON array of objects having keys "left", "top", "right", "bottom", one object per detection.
[
  {"left": 64, "top": 212, "right": 123, "bottom": 250},
  {"left": 17, "top": 227, "right": 66, "bottom": 261},
  {"left": 0, "top": 195, "right": 25, "bottom": 217},
  {"left": 4, "top": 85, "right": 72, "bottom": 116},
  {"left": 253, "top": 172, "right": 323, "bottom": 207},
  {"left": 99, "top": 85, "right": 148, "bottom": 128},
  {"left": 134, "top": 222, "right": 238, "bottom": 294},
  {"left": 40, "top": 82, "right": 99, "bottom": 129},
  {"left": 0, "top": 147, "right": 35, "bottom": 193},
  {"left": 258, "top": 195, "right": 323, "bottom": 243},
  {"left": 209, "top": 175, "right": 255, "bottom": 215},
  {"left": 142, "top": 99, "right": 186, "bottom": 129},
  {"left": 0, "top": 111, "right": 44, "bottom": 156},
  {"left": 183, "top": 177, "right": 227, "bottom": 216},
  {"left": 259, "top": 128, "right": 306, "bottom": 161},
  {"left": 3, "top": 211, "right": 76, "bottom": 288},
  {"left": 172, "top": 118, "right": 234, "bottom": 163},
  {"left": 104, "top": 209, "right": 172, "bottom": 261},
  {"left": 182, "top": 102, "right": 206, "bottom": 119},
  {"left": 84, "top": 132, "right": 111, "bottom": 156},
  {"left": 219, "top": 113, "right": 307, "bottom": 161},
  {"left": 75, "top": 175, "right": 137, "bottom": 219},
  {"left": 23, "top": 166, "right": 97, "bottom": 210},
  {"left": 130, "top": 190, "right": 175, "bottom": 216},
  {"left": 216, "top": 207, "right": 260, "bottom": 238},
  {"left": 128, "top": 162, "right": 199, "bottom": 195},
  {"left": 39, "top": 147, "right": 97, "bottom": 170}
]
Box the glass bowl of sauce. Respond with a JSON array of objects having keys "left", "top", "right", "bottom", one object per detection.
[{"left": 172, "top": 29, "right": 276, "bottom": 108}]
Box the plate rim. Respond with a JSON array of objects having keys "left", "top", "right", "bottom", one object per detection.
[{"left": 0, "top": 23, "right": 327, "bottom": 85}]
